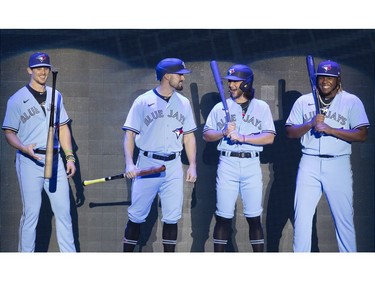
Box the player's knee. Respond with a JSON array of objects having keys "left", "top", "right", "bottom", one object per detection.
[
  {"left": 215, "top": 215, "right": 232, "bottom": 228},
  {"left": 246, "top": 215, "right": 262, "bottom": 228}
]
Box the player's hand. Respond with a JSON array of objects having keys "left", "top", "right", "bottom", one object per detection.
[
  {"left": 314, "top": 122, "right": 332, "bottom": 135},
  {"left": 125, "top": 164, "right": 138, "bottom": 179},
  {"left": 227, "top": 122, "right": 236, "bottom": 133},
  {"left": 185, "top": 165, "right": 197, "bottom": 183},
  {"left": 23, "top": 143, "right": 43, "bottom": 160},
  {"left": 227, "top": 130, "right": 243, "bottom": 142},
  {"left": 66, "top": 161, "right": 76, "bottom": 178},
  {"left": 311, "top": 114, "right": 325, "bottom": 127},
  {"left": 222, "top": 122, "right": 236, "bottom": 137}
]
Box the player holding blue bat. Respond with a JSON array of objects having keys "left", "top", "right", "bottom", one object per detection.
[
  {"left": 204, "top": 63, "right": 275, "bottom": 252},
  {"left": 286, "top": 59, "right": 370, "bottom": 252}
]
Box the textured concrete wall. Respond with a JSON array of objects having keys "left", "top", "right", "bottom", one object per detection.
[{"left": 1, "top": 30, "right": 374, "bottom": 252}]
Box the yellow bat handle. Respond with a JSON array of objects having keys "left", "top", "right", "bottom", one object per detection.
[{"left": 83, "top": 178, "right": 106, "bottom": 186}]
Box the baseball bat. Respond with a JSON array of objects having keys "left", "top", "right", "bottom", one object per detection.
[
  {"left": 306, "top": 55, "right": 320, "bottom": 115},
  {"left": 210, "top": 60, "right": 230, "bottom": 123},
  {"left": 89, "top": 201, "right": 131, "bottom": 208},
  {"left": 82, "top": 165, "right": 166, "bottom": 186},
  {"left": 44, "top": 70, "right": 58, "bottom": 179}
]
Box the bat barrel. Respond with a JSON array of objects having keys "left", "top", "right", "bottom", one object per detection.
[{"left": 210, "top": 60, "right": 230, "bottom": 123}]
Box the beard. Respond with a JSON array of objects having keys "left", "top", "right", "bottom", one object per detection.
[
  {"left": 171, "top": 80, "right": 183, "bottom": 91},
  {"left": 230, "top": 89, "right": 244, "bottom": 100},
  {"left": 175, "top": 85, "right": 183, "bottom": 91}
]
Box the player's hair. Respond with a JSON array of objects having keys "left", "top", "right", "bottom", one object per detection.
[
  {"left": 243, "top": 88, "right": 255, "bottom": 100},
  {"left": 337, "top": 77, "right": 343, "bottom": 92}
]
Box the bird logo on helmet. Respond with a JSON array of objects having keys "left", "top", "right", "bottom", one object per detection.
[
  {"left": 224, "top": 64, "right": 254, "bottom": 94},
  {"left": 316, "top": 60, "right": 341, "bottom": 77}
]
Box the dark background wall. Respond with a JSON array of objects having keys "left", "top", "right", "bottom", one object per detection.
[{"left": 0, "top": 29, "right": 374, "bottom": 252}]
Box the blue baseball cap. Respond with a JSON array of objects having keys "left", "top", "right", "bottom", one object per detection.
[
  {"left": 29, "top": 52, "right": 51, "bottom": 68},
  {"left": 155, "top": 58, "right": 191, "bottom": 80},
  {"left": 316, "top": 60, "right": 341, "bottom": 77},
  {"left": 224, "top": 64, "right": 253, "bottom": 81}
]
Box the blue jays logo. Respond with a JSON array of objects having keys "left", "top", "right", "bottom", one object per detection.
[
  {"left": 322, "top": 64, "right": 332, "bottom": 73},
  {"left": 36, "top": 54, "right": 48, "bottom": 63},
  {"left": 173, "top": 127, "right": 183, "bottom": 139},
  {"left": 228, "top": 68, "right": 235, "bottom": 75}
]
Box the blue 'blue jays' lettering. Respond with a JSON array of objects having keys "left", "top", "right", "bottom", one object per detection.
[
  {"left": 144, "top": 109, "right": 186, "bottom": 126},
  {"left": 243, "top": 115, "right": 262, "bottom": 130},
  {"left": 21, "top": 106, "right": 41, "bottom": 123}
]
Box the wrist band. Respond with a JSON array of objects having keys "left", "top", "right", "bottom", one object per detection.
[{"left": 66, "top": 154, "right": 76, "bottom": 163}]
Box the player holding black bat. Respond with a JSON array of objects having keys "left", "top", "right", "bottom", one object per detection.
[
  {"left": 82, "top": 165, "right": 166, "bottom": 186},
  {"left": 203, "top": 63, "right": 275, "bottom": 252},
  {"left": 286, "top": 59, "right": 370, "bottom": 252},
  {"left": 2, "top": 52, "right": 77, "bottom": 252},
  {"left": 122, "top": 58, "right": 197, "bottom": 252}
]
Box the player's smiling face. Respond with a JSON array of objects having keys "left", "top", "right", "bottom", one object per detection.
[
  {"left": 28, "top": 67, "right": 50, "bottom": 86},
  {"left": 228, "top": 80, "right": 245, "bottom": 101},
  {"left": 317, "top": 75, "right": 339, "bottom": 97}
]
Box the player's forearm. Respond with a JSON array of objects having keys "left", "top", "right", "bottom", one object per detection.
[
  {"left": 4, "top": 130, "right": 26, "bottom": 151},
  {"left": 286, "top": 122, "right": 313, "bottom": 139},
  {"left": 244, "top": 132, "right": 275, "bottom": 145},
  {"left": 59, "top": 124, "right": 74, "bottom": 155},
  {"left": 203, "top": 129, "right": 224, "bottom": 142},
  {"left": 124, "top": 131, "right": 136, "bottom": 167},
  {"left": 327, "top": 127, "right": 368, "bottom": 143},
  {"left": 183, "top": 133, "right": 197, "bottom": 167}
]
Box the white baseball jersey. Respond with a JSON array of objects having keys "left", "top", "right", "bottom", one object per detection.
[
  {"left": 203, "top": 97, "right": 276, "bottom": 152},
  {"left": 122, "top": 89, "right": 197, "bottom": 153},
  {"left": 286, "top": 91, "right": 370, "bottom": 155},
  {"left": 2, "top": 85, "right": 70, "bottom": 149}
]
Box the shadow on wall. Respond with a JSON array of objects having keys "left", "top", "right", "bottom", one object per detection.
[
  {"left": 261, "top": 80, "right": 319, "bottom": 252},
  {"left": 189, "top": 85, "right": 221, "bottom": 252},
  {"left": 188, "top": 83, "right": 244, "bottom": 252}
]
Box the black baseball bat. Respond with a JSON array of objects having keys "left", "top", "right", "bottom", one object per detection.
[
  {"left": 210, "top": 60, "right": 230, "bottom": 123},
  {"left": 89, "top": 201, "right": 131, "bottom": 208},
  {"left": 82, "top": 165, "right": 166, "bottom": 186},
  {"left": 306, "top": 55, "right": 320, "bottom": 115},
  {"left": 44, "top": 70, "right": 58, "bottom": 179}
]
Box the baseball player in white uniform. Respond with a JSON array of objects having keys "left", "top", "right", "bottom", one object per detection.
[
  {"left": 2, "top": 52, "right": 77, "bottom": 252},
  {"left": 122, "top": 58, "right": 197, "bottom": 252},
  {"left": 286, "top": 60, "right": 370, "bottom": 252},
  {"left": 203, "top": 64, "right": 276, "bottom": 252}
]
